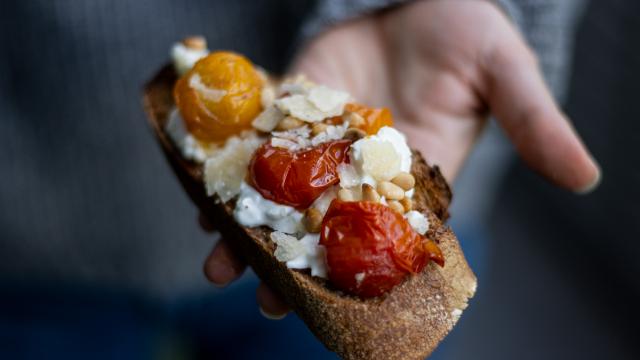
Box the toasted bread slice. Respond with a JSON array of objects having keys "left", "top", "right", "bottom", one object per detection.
[{"left": 142, "top": 65, "right": 477, "bottom": 360}]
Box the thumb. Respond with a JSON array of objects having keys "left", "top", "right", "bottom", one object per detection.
[{"left": 482, "top": 32, "right": 601, "bottom": 193}]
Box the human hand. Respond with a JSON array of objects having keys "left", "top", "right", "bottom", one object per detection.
[{"left": 203, "top": 0, "right": 600, "bottom": 318}]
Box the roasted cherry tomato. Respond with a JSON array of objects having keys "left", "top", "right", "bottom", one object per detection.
[
  {"left": 249, "top": 140, "right": 352, "bottom": 209},
  {"left": 344, "top": 103, "right": 394, "bottom": 135},
  {"left": 320, "top": 200, "right": 444, "bottom": 298},
  {"left": 174, "top": 51, "right": 263, "bottom": 142}
]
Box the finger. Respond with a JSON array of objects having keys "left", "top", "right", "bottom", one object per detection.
[
  {"left": 203, "top": 240, "right": 246, "bottom": 287},
  {"left": 483, "top": 36, "right": 601, "bottom": 193},
  {"left": 256, "top": 282, "right": 290, "bottom": 320},
  {"left": 198, "top": 212, "right": 216, "bottom": 233}
]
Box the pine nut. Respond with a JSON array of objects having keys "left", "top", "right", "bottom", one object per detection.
[
  {"left": 391, "top": 172, "right": 415, "bottom": 191},
  {"left": 182, "top": 36, "right": 207, "bottom": 50},
  {"left": 343, "top": 127, "right": 366, "bottom": 141},
  {"left": 362, "top": 183, "right": 380, "bottom": 202},
  {"left": 303, "top": 208, "right": 323, "bottom": 233},
  {"left": 338, "top": 188, "right": 356, "bottom": 202},
  {"left": 276, "top": 116, "right": 304, "bottom": 131},
  {"left": 400, "top": 197, "right": 413, "bottom": 212},
  {"left": 343, "top": 111, "right": 365, "bottom": 127},
  {"left": 387, "top": 200, "right": 405, "bottom": 214},
  {"left": 311, "top": 122, "right": 328, "bottom": 136},
  {"left": 377, "top": 181, "right": 405, "bottom": 200}
]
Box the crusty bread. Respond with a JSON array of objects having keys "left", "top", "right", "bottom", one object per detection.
[{"left": 142, "top": 64, "right": 477, "bottom": 360}]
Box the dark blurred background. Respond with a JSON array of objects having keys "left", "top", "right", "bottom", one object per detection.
[{"left": 0, "top": 0, "right": 638, "bottom": 359}]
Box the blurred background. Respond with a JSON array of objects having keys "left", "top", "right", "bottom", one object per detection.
[{"left": 1, "top": 0, "right": 638, "bottom": 359}]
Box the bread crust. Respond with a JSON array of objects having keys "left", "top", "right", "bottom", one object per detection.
[{"left": 143, "top": 65, "right": 476, "bottom": 360}]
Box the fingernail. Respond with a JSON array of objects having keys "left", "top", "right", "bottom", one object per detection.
[
  {"left": 259, "top": 306, "right": 287, "bottom": 320},
  {"left": 576, "top": 165, "right": 602, "bottom": 195}
]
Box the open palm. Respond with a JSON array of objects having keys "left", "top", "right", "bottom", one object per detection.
[{"left": 203, "top": 0, "right": 600, "bottom": 318}]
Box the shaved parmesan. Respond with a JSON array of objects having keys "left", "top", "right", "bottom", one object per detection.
[{"left": 204, "top": 134, "right": 264, "bottom": 202}]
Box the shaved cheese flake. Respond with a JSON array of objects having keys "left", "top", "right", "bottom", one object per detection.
[
  {"left": 261, "top": 86, "right": 276, "bottom": 108},
  {"left": 275, "top": 95, "right": 326, "bottom": 122},
  {"left": 310, "top": 122, "right": 349, "bottom": 146},
  {"left": 311, "top": 186, "right": 338, "bottom": 216},
  {"left": 270, "top": 137, "right": 300, "bottom": 150},
  {"left": 285, "top": 234, "right": 328, "bottom": 278},
  {"left": 204, "top": 134, "right": 264, "bottom": 202},
  {"left": 271, "top": 232, "right": 328, "bottom": 278},
  {"left": 252, "top": 105, "right": 285, "bottom": 132},
  {"left": 337, "top": 163, "right": 361, "bottom": 188},
  {"left": 307, "top": 85, "right": 349, "bottom": 112},
  {"left": 274, "top": 85, "right": 348, "bottom": 123},
  {"left": 189, "top": 73, "right": 227, "bottom": 102},
  {"left": 271, "top": 231, "right": 305, "bottom": 262}
]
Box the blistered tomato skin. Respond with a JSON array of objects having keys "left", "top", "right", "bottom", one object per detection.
[
  {"left": 249, "top": 140, "right": 352, "bottom": 209},
  {"left": 345, "top": 103, "right": 394, "bottom": 135},
  {"left": 174, "top": 51, "right": 263, "bottom": 143},
  {"left": 320, "top": 200, "right": 444, "bottom": 298}
]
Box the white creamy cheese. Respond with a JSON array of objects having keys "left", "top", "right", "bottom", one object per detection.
[
  {"left": 235, "top": 183, "right": 332, "bottom": 278},
  {"left": 171, "top": 42, "right": 209, "bottom": 75},
  {"left": 405, "top": 210, "right": 430, "bottom": 235},
  {"left": 342, "top": 126, "right": 413, "bottom": 190},
  {"left": 234, "top": 182, "right": 305, "bottom": 234},
  {"left": 165, "top": 109, "right": 209, "bottom": 162}
]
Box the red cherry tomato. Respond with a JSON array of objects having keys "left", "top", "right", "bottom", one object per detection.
[
  {"left": 320, "top": 200, "right": 444, "bottom": 298},
  {"left": 249, "top": 140, "right": 352, "bottom": 209}
]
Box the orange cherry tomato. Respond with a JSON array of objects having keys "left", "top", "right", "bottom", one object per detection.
[
  {"left": 320, "top": 200, "right": 444, "bottom": 298},
  {"left": 173, "top": 51, "right": 263, "bottom": 143},
  {"left": 249, "top": 140, "right": 352, "bottom": 209},
  {"left": 344, "top": 103, "right": 394, "bottom": 135}
]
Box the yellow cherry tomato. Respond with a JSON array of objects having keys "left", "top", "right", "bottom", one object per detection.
[
  {"left": 174, "top": 51, "right": 263, "bottom": 143},
  {"left": 344, "top": 103, "right": 394, "bottom": 135}
]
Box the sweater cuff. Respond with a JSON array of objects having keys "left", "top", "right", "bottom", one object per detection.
[
  {"left": 302, "top": 0, "right": 521, "bottom": 41},
  {"left": 493, "top": 0, "right": 524, "bottom": 30},
  {"left": 301, "top": 0, "right": 409, "bottom": 40}
]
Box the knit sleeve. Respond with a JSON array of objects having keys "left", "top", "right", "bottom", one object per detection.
[
  {"left": 494, "top": 0, "right": 588, "bottom": 100},
  {"left": 300, "top": 0, "right": 409, "bottom": 40}
]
